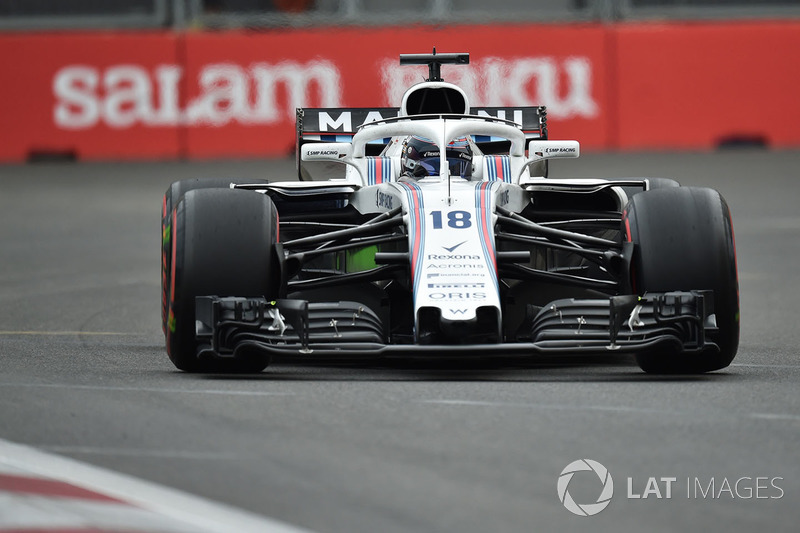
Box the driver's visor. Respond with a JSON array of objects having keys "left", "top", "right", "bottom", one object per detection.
[{"left": 417, "top": 157, "right": 471, "bottom": 178}]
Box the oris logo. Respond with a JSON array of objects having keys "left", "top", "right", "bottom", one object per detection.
[
  {"left": 53, "top": 61, "right": 341, "bottom": 129},
  {"left": 557, "top": 459, "right": 614, "bottom": 517}
]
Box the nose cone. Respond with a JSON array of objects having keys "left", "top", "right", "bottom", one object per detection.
[{"left": 417, "top": 306, "right": 501, "bottom": 344}]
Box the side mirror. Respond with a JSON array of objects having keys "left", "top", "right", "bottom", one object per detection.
[
  {"left": 527, "top": 140, "right": 580, "bottom": 160},
  {"left": 300, "top": 142, "right": 366, "bottom": 183},
  {"left": 300, "top": 142, "right": 353, "bottom": 162},
  {"left": 520, "top": 140, "right": 580, "bottom": 180}
]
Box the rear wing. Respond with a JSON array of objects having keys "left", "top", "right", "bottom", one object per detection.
[{"left": 296, "top": 106, "right": 547, "bottom": 180}]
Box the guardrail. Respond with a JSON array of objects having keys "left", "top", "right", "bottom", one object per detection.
[
  {"left": 1, "top": 0, "right": 799, "bottom": 31},
  {"left": 0, "top": 0, "right": 170, "bottom": 31}
]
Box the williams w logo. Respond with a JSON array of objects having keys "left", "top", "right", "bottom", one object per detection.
[
  {"left": 557, "top": 459, "right": 614, "bottom": 516},
  {"left": 450, "top": 309, "right": 468, "bottom": 314},
  {"left": 442, "top": 241, "right": 466, "bottom": 253}
]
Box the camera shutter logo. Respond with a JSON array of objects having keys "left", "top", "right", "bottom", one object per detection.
[{"left": 557, "top": 459, "right": 614, "bottom": 516}]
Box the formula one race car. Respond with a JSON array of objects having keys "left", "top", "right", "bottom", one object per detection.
[{"left": 161, "top": 52, "right": 739, "bottom": 374}]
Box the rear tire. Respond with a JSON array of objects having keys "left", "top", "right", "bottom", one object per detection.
[
  {"left": 623, "top": 187, "right": 739, "bottom": 373},
  {"left": 165, "top": 188, "right": 279, "bottom": 373}
]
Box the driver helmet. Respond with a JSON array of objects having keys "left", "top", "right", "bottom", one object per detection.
[{"left": 401, "top": 136, "right": 472, "bottom": 179}]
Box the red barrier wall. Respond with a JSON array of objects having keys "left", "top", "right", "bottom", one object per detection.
[
  {"left": 614, "top": 21, "right": 800, "bottom": 149},
  {"left": 0, "top": 32, "right": 180, "bottom": 160},
  {"left": 0, "top": 21, "right": 798, "bottom": 162},
  {"left": 181, "top": 25, "right": 609, "bottom": 158}
]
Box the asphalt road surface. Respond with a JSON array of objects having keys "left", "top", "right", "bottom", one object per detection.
[{"left": 1, "top": 150, "right": 799, "bottom": 532}]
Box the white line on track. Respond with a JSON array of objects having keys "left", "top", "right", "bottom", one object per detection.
[
  {"left": 0, "top": 383, "right": 293, "bottom": 396},
  {"left": 419, "top": 399, "right": 673, "bottom": 415},
  {"left": 0, "top": 330, "right": 133, "bottom": 336},
  {"left": 421, "top": 399, "right": 800, "bottom": 425},
  {"left": 39, "top": 446, "right": 240, "bottom": 460},
  {"left": 731, "top": 363, "right": 800, "bottom": 369},
  {"left": 749, "top": 413, "right": 800, "bottom": 422},
  {"left": 0, "top": 437, "right": 315, "bottom": 533}
]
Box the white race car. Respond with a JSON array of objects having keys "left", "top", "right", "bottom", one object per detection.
[{"left": 161, "top": 52, "right": 739, "bottom": 374}]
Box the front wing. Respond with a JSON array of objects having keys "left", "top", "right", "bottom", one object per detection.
[{"left": 193, "top": 290, "right": 721, "bottom": 361}]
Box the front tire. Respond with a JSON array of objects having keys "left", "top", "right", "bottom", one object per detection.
[
  {"left": 165, "top": 188, "right": 279, "bottom": 373},
  {"left": 161, "top": 178, "right": 269, "bottom": 334},
  {"left": 623, "top": 187, "right": 739, "bottom": 373},
  {"left": 612, "top": 177, "right": 679, "bottom": 203}
]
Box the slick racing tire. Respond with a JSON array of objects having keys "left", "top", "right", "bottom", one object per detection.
[
  {"left": 611, "top": 177, "right": 679, "bottom": 203},
  {"left": 161, "top": 178, "right": 269, "bottom": 334},
  {"left": 165, "top": 188, "right": 279, "bottom": 373},
  {"left": 623, "top": 187, "right": 739, "bottom": 374}
]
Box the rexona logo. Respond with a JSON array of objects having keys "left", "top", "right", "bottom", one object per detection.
[
  {"left": 53, "top": 61, "right": 341, "bottom": 129},
  {"left": 557, "top": 459, "right": 614, "bottom": 517}
]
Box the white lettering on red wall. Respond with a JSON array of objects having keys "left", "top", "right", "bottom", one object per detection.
[
  {"left": 53, "top": 61, "right": 341, "bottom": 129},
  {"left": 381, "top": 57, "right": 598, "bottom": 119}
]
